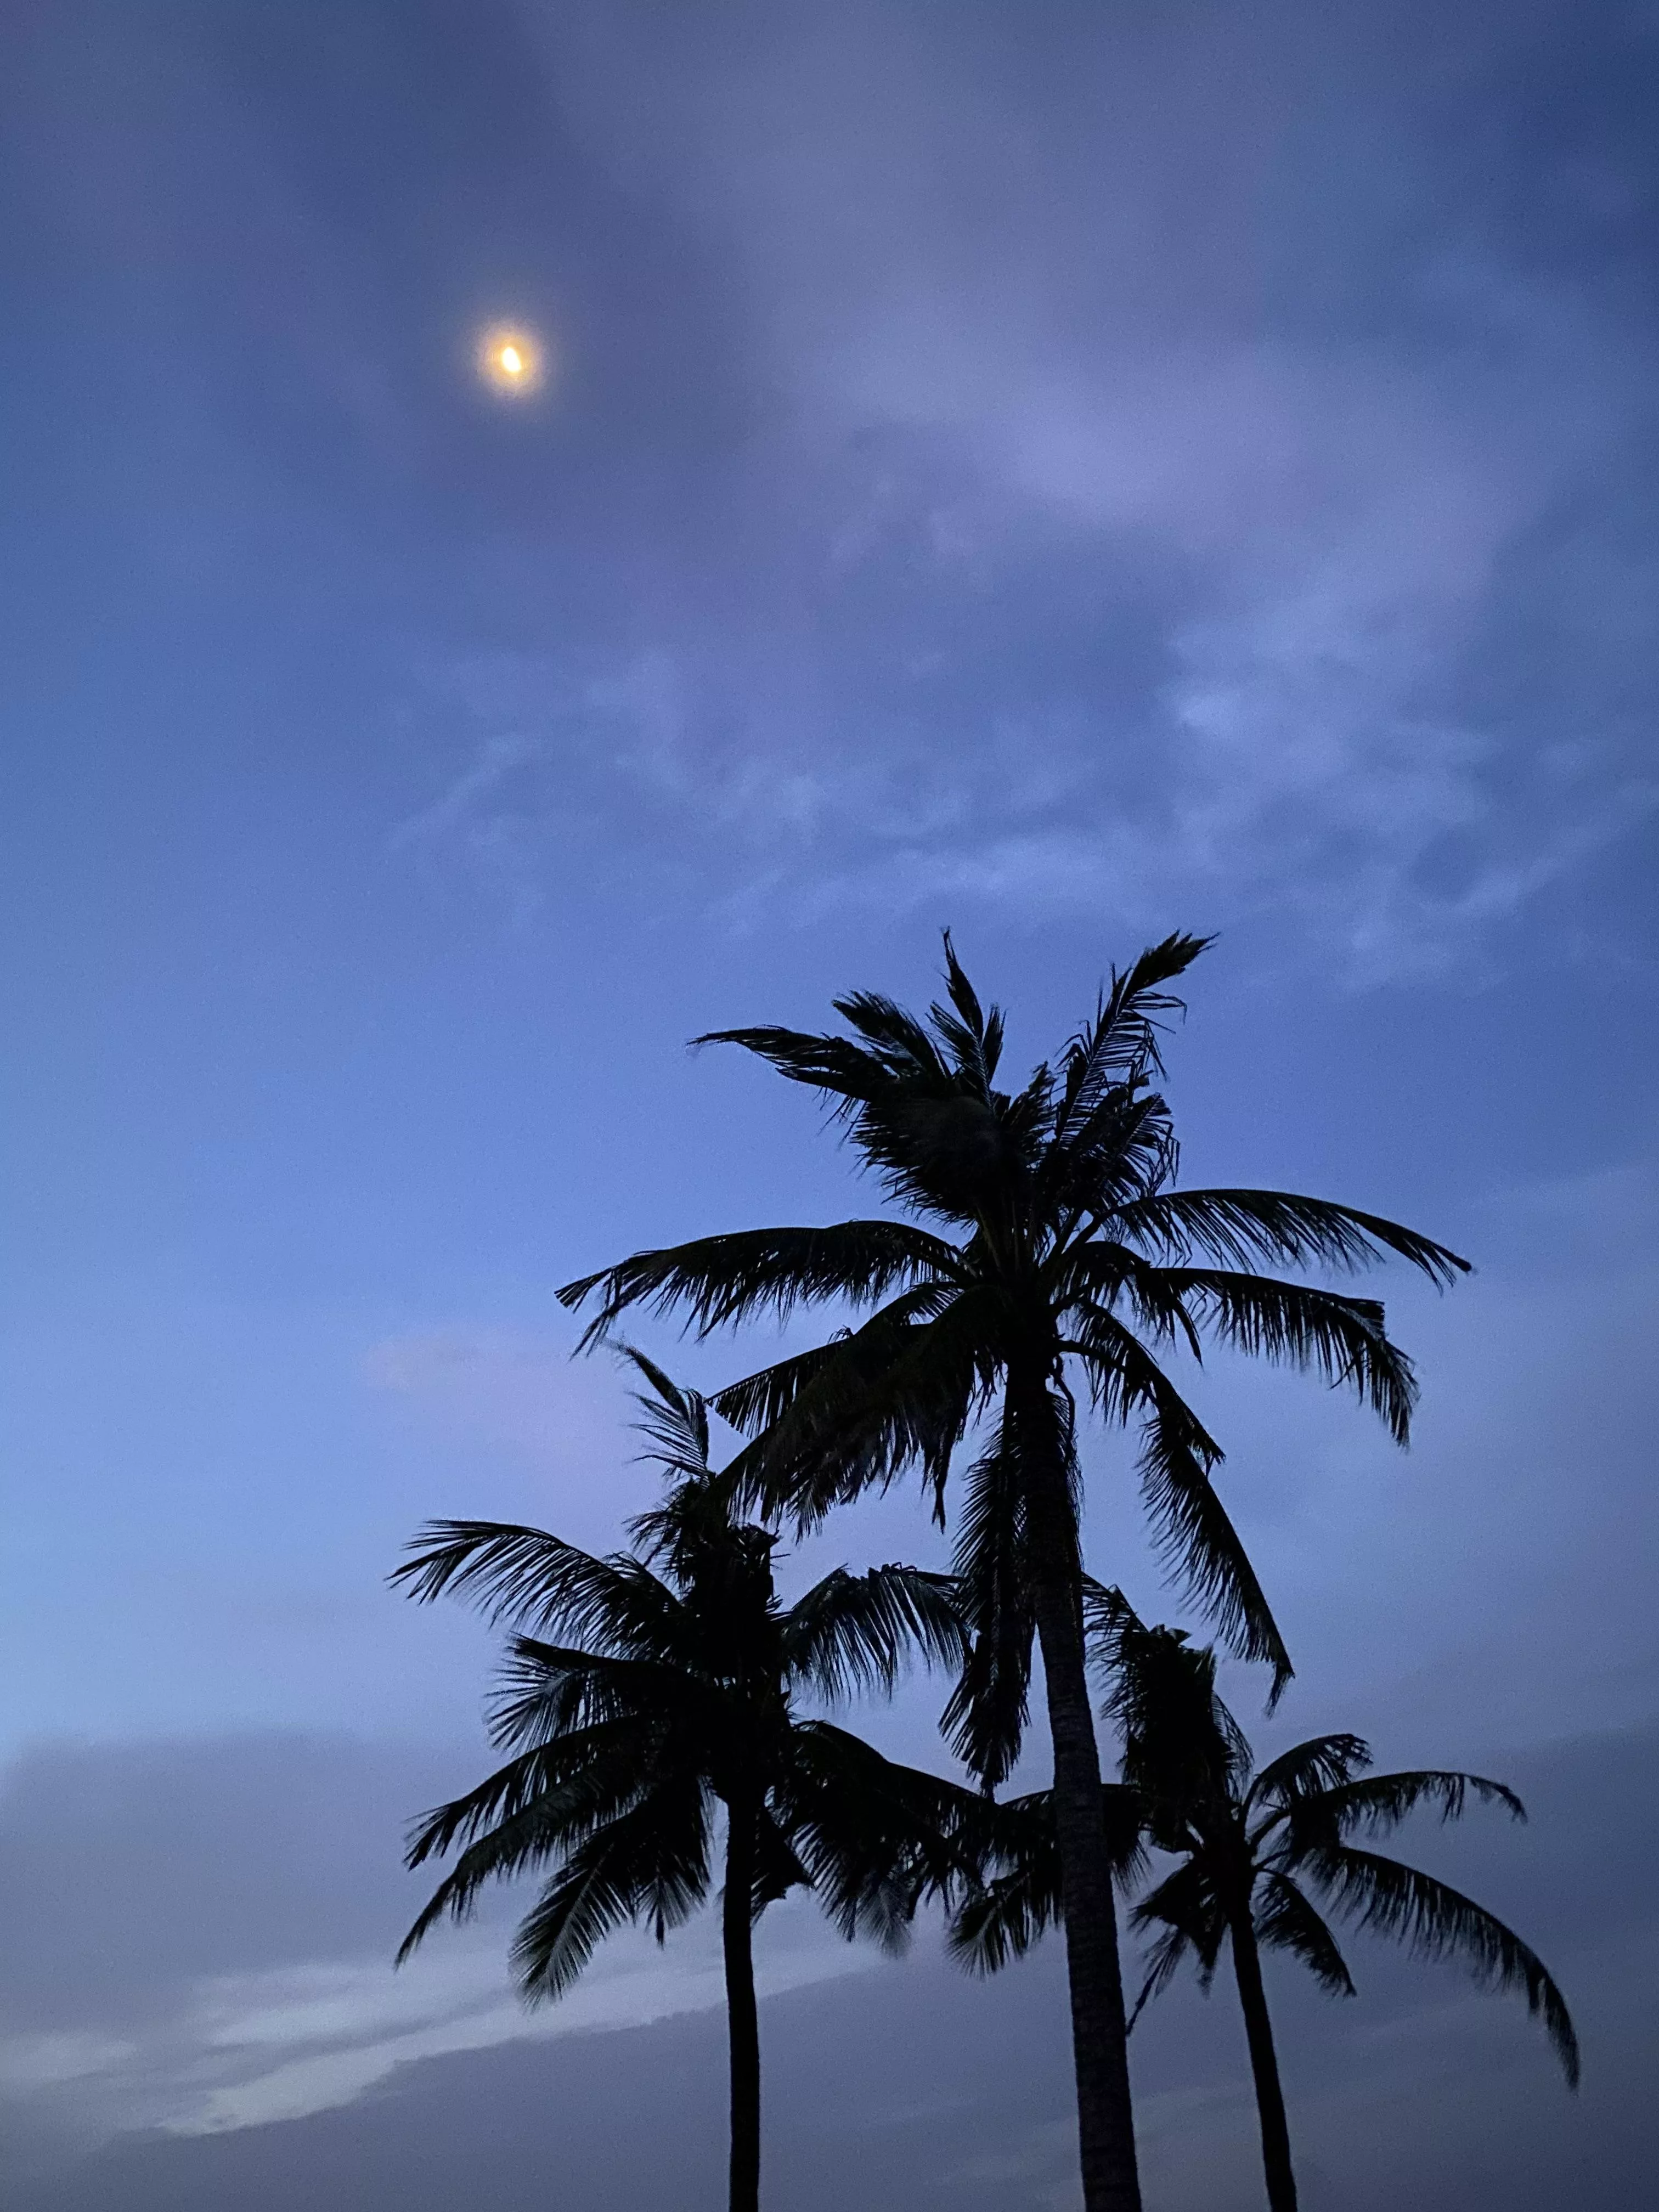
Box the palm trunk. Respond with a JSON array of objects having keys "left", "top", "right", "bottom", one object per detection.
[
  {"left": 1230, "top": 1911, "right": 1297, "bottom": 2212},
  {"left": 722, "top": 1802, "right": 762, "bottom": 2212},
  {"left": 1015, "top": 1360, "right": 1143, "bottom": 2212}
]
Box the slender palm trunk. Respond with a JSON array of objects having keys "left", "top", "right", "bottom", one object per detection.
[
  {"left": 722, "top": 1802, "right": 762, "bottom": 2212},
  {"left": 1015, "top": 1359, "right": 1143, "bottom": 2212},
  {"left": 1229, "top": 1911, "right": 1297, "bottom": 2212}
]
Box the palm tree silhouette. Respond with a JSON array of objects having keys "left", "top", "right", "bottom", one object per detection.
[
  {"left": 391, "top": 1352, "right": 975, "bottom": 2212},
  {"left": 559, "top": 934, "right": 1467, "bottom": 2212},
  {"left": 953, "top": 1592, "right": 1578, "bottom": 2212}
]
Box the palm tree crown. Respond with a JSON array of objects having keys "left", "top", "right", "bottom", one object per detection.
[
  {"left": 955, "top": 1593, "right": 1578, "bottom": 2212},
  {"left": 558, "top": 935, "right": 1469, "bottom": 2212},
  {"left": 391, "top": 1351, "right": 976, "bottom": 2212}
]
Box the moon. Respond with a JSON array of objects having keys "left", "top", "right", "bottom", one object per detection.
[{"left": 476, "top": 324, "right": 548, "bottom": 397}]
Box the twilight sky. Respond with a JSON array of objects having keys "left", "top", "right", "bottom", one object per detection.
[{"left": 2, "top": 3, "right": 1656, "bottom": 2206}]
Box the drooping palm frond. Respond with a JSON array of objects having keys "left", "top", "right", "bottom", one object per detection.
[
  {"left": 1125, "top": 1919, "right": 1196, "bottom": 2033},
  {"left": 1251, "top": 1871, "right": 1356, "bottom": 1997},
  {"left": 1068, "top": 1309, "right": 1291, "bottom": 1695},
  {"left": 779, "top": 1721, "right": 981, "bottom": 1948},
  {"left": 402, "top": 1720, "right": 661, "bottom": 1876},
  {"left": 397, "top": 1725, "right": 674, "bottom": 1965},
  {"left": 1294, "top": 1841, "right": 1579, "bottom": 2084},
  {"left": 1128, "top": 1859, "right": 1227, "bottom": 1988},
  {"left": 720, "top": 1286, "right": 1004, "bottom": 1529},
  {"left": 1162, "top": 1269, "right": 1419, "bottom": 1442},
  {"left": 1080, "top": 1576, "right": 1146, "bottom": 1667},
  {"left": 511, "top": 1773, "right": 714, "bottom": 1997},
  {"left": 706, "top": 1285, "right": 953, "bottom": 1442},
  {"left": 781, "top": 1564, "right": 969, "bottom": 1703},
  {"left": 943, "top": 1419, "right": 1035, "bottom": 1790},
  {"left": 558, "top": 1221, "right": 959, "bottom": 1348},
  {"left": 945, "top": 1790, "right": 1062, "bottom": 1974},
  {"left": 1114, "top": 1188, "right": 1470, "bottom": 1288},
  {"left": 1107, "top": 1622, "right": 1252, "bottom": 1825},
  {"left": 751, "top": 1806, "right": 815, "bottom": 1912}
]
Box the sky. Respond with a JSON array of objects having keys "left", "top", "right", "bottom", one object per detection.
[{"left": 1, "top": 1, "right": 1656, "bottom": 2204}]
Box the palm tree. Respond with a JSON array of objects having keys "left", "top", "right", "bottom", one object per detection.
[
  {"left": 953, "top": 1593, "right": 1579, "bottom": 2212},
  {"left": 558, "top": 934, "right": 1468, "bottom": 2212},
  {"left": 391, "top": 1353, "right": 977, "bottom": 2212}
]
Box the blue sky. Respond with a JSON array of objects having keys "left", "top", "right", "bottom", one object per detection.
[{"left": 2, "top": 3, "right": 1656, "bottom": 2203}]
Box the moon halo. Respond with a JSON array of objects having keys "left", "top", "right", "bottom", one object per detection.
[{"left": 476, "top": 324, "right": 548, "bottom": 397}]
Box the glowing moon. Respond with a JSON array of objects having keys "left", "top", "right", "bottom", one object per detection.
[{"left": 476, "top": 324, "right": 547, "bottom": 397}]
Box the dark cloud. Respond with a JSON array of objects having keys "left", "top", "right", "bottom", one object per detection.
[
  {"left": 3, "top": 1721, "right": 1653, "bottom": 2207},
  {"left": 0, "top": 1734, "right": 458, "bottom": 2032}
]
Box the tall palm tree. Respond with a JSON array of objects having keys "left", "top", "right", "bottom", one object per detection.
[
  {"left": 953, "top": 1594, "right": 1579, "bottom": 2212},
  {"left": 391, "top": 1353, "right": 975, "bottom": 2212},
  {"left": 559, "top": 934, "right": 1468, "bottom": 2212}
]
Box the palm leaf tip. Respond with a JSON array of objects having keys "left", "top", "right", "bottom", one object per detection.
[{"left": 1307, "top": 1844, "right": 1579, "bottom": 2086}]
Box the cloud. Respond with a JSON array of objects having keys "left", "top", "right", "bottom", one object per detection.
[
  {"left": 354, "top": 1, "right": 1659, "bottom": 979},
  {"left": 11, "top": 1716, "right": 1656, "bottom": 2208},
  {"left": 0, "top": 1729, "right": 871, "bottom": 2161}
]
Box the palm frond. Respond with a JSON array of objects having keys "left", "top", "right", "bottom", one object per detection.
[
  {"left": 1298, "top": 1769, "right": 1526, "bottom": 1841},
  {"left": 780, "top": 1723, "right": 990, "bottom": 1945},
  {"left": 1247, "top": 1735, "right": 1372, "bottom": 1819},
  {"left": 942, "top": 1419, "right": 1034, "bottom": 1789},
  {"left": 1115, "top": 1188, "right": 1470, "bottom": 1288},
  {"left": 511, "top": 1775, "right": 714, "bottom": 1998},
  {"left": 1042, "top": 1090, "right": 1181, "bottom": 1226},
  {"left": 1106, "top": 1620, "right": 1253, "bottom": 1818},
  {"left": 558, "top": 1221, "right": 958, "bottom": 1348},
  {"left": 947, "top": 1868, "right": 1055, "bottom": 1974},
  {"left": 944, "top": 1780, "right": 1147, "bottom": 1973},
  {"left": 782, "top": 1564, "right": 969, "bottom": 1703},
  {"left": 397, "top": 1727, "right": 669, "bottom": 1965},
  {"left": 1080, "top": 1578, "right": 1146, "bottom": 1672},
  {"left": 1126, "top": 1920, "right": 1194, "bottom": 2032},
  {"left": 1069, "top": 1311, "right": 1291, "bottom": 1695},
  {"left": 1298, "top": 1843, "right": 1579, "bottom": 2084},
  {"left": 390, "top": 1521, "right": 686, "bottom": 1656},
  {"left": 1252, "top": 1871, "right": 1356, "bottom": 1996},
  {"left": 693, "top": 1019, "right": 906, "bottom": 1107},
  {"left": 719, "top": 1287, "right": 1002, "bottom": 1530},
  {"left": 402, "top": 1721, "right": 662, "bottom": 1874},
  {"left": 708, "top": 1281, "right": 957, "bottom": 1438},
  {"left": 1163, "top": 1269, "right": 1419, "bottom": 1443},
  {"left": 834, "top": 991, "right": 949, "bottom": 1075},
  {"left": 1051, "top": 1237, "right": 1204, "bottom": 1359},
  {"left": 1052, "top": 934, "right": 1212, "bottom": 1141},
  {"left": 613, "top": 1344, "right": 712, "bottom": 1480},
  {"left": 946, "top": 1802, "right": 1059, "bottom": 1974},
  {"left": 484, "top": 1635, "right": 705, "bottom": 1750},
  {"left": 1129, "top": 1859, "right": 1227, "bottom": 1984},
  {"left": 751, "top": 1807, "right": 814, "bottom": 1912},
  {"left": 928, "top": 932, "right": 1006, "bottom": 1097}
]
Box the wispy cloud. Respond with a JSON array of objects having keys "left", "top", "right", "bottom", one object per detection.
[
  {"left": 368, "top": 1, "right": 1659, "bottom": 980},
  {"left": 0, "top": 1731, "right": 863, "bottom": 2149}
]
